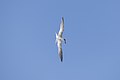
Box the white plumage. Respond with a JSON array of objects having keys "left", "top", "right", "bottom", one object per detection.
[{"left": 55, "top": 17, "right": 66, "bottom": 62}]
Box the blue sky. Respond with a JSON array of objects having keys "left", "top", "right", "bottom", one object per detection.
[{"left": 0, "top": 0, "right": 120, "bottom": 80}]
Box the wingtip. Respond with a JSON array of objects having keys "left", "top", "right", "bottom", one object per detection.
[
  {"left": 59, "top": 52, "right": 63, "bottom": 62},
  {"left": 62, "top": 17, "right": 64, "bottom": 21},
  {"left": 60, "top": 58, "right": 63, "bottom": 62}
]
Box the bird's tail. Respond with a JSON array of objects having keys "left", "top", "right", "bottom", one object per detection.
[{"left": 55, "top": 33, "right": 58, "bottom": 44}]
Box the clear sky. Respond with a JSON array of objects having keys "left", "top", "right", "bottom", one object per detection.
[{"left": 0, "top": 0, "right": 120, "bottom": 80}]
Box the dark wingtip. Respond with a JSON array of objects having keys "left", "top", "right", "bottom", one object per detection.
[
  {"left": 60, "top": 54, "right": 63, "bottom": 62},
  {"left": 62, "top": 17, "right": 64, "bottom": 21},
  {"left": 61, "top": 57, "right": 63, "bottom": 62}
]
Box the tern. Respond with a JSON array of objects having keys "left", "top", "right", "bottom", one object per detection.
[{"left": 55, "top": 17, "right": 66, "bottom": 62}]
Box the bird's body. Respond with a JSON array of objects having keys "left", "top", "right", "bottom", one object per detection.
[{"left": 55, "top": 17, "right": 66, "bottom": 62}]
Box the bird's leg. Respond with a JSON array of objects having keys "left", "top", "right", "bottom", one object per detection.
[{"left": 64, "top": 39, "right": 66, "bottom": 44}]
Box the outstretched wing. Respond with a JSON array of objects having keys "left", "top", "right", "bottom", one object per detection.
[
  {"left": 58, "top": 47, "right": 63, "bottom": 62},
  {"left": 57, "top": 41, "right": 63, "bottom": 62},
  {"left": 58, "top": 17, "right": 64, "bottom": 37}
]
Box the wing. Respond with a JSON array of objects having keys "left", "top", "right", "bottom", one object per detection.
[
  {"left": 58, "top": 47, "right": 63, "bottom": 62},
  {"left": 58, "top": 17, "right": 64, "bottom": 37},
  {"left": 57, "top": 41, "right": 63, "bottom": 62}
]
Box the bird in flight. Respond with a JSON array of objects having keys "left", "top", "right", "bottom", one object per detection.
[{"left": 55, "top": 17, "right": 66, "bottom": 62}]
